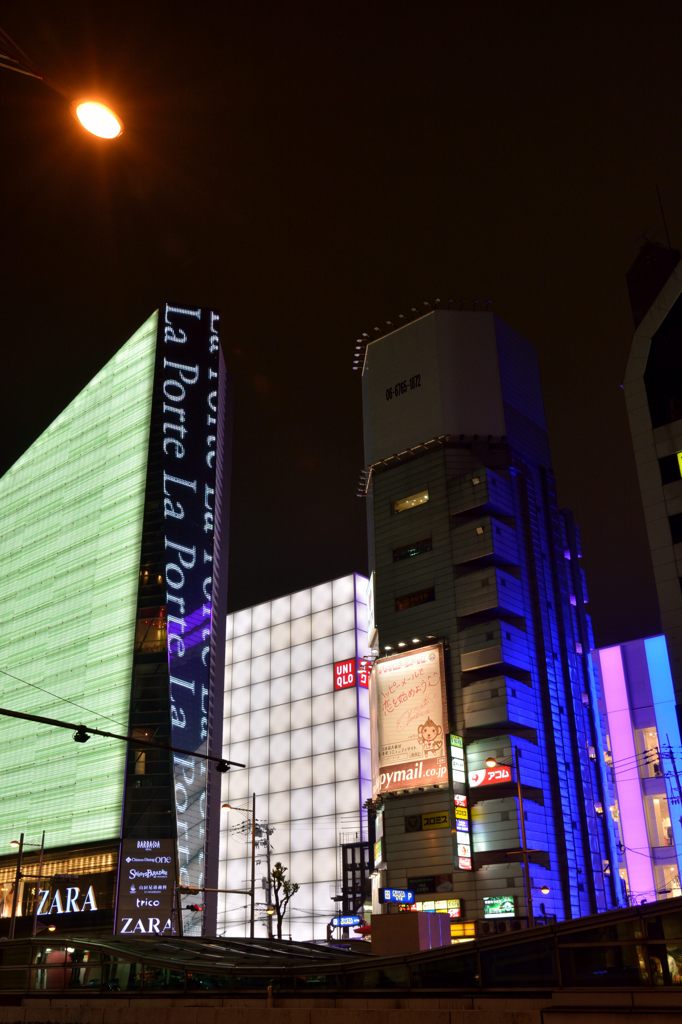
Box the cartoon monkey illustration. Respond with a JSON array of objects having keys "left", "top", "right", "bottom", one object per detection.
[{"left": 417, "top": 717, "right": 443, "bottom": 757}]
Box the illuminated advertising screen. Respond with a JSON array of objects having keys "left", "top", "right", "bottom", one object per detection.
[
  {"left": 115, "top": 838, "right": 177, "bottom": 935},
  {"left": 468, "top": 764, "right": 512, "bottom": 787},
  {"left": 160, "top": 304, "right": 222, "bottom": 906},
  {"left": 334, "top": 659, "right": 356, "bottom": 690},
  {"left": 379, "top": 887, "right": 415, "bottom": 905},
  {"left": 401, "top": 898, "right": 461, "bottom": 919},
  {"left": 332, "top": 914, "right": 361, "bottom": 927},
  {"left": 449, "top": 735, "right": 472, "bottom": 871},
  {"left": 334, "top": 657, "right": 371, "bottom": 691},
  {"left": 370, "top": 644, "right": 449, "bottom": 795},
  {"left": 483, "top": 895, "right": 516, "bottom": 919}
]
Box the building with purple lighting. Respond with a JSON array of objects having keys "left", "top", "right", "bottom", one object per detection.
[
  {"left": 593, "top": 635, "right": 682, "bottom": 905},
  {"left": 357, "top": 305, "right": 621, "bottom": 934},
  {"left": 624, "top": 244, "right": 682, "bottom": 717}
]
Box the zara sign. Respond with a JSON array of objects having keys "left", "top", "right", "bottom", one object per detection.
[{"left": 37, "top": 884, "right": 98, "bottom": 916}]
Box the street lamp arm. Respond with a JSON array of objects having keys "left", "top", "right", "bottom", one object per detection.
[
  {"left": 0, "top": 26, "right": 123, "bottom": 139},
  {"left": 0, "top": 57, "right": 42, "bottom": 81},
  {"left": 0, "top": 704, "right": 244, "bottom": 772},
  {"left": 0, "top": 25, "right": 43, "bottom": 82}
]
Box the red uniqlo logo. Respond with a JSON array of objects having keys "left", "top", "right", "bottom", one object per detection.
[
  {"left": 334, "top": 660, "right": 356, "bottom": 691},
  {"left": 357, "top": 658, "right": 370, "bottom": 688}
]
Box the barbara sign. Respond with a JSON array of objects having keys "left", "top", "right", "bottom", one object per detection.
[{"left": 370, "top": 644, "right": 449, "bottom": 795}]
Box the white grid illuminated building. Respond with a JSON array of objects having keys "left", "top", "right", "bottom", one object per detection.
[{"left": 218, "top": 574, "right": 372, "bottom": 940}]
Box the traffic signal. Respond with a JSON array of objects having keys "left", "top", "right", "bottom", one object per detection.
[{"left": 185, "top": 903, "right": 204, "bottom": 912}]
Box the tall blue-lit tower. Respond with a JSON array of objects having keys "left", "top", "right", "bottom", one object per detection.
[{"left": 358, "top": 306, "right": 620, "bottom": 932}]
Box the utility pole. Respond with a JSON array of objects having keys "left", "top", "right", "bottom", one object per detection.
[
  {"left": 664, "top": 736, "right": 682, "bottom": 821},
  {"left": 30, "top": 831, "right": 45, "bottom": 938},
  {"left": 250, "top": 792, "right": 256, "bottom": 939},
  {"left": 515, "top": 747, "right": 534, "bottom": 928},
  {"left": 8, "top": 833, "right": 23, "bottom": 940}
]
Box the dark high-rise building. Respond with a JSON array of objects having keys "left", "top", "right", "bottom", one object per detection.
[
  {"left": 0, "top": 304, "right": 230, "bottom": 938},
  {"left": 358, "top": 306, "right": 620, "bottom": 933},
  {"left": 624, "top": 246, "right": 682, "bottom": 720}
]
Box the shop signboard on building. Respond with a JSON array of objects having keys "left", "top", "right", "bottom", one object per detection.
[
  {"left": 483, "top": 895, "right": 516, "bottom": 919},
  {"left": 370, "top": 644, "right": 449, "bottom": 796},
  {"left": 114, "top": 838, "right": 177, "bottom": 935}
]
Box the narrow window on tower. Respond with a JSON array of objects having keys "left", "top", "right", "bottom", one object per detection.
[
  {"left": 395, "top": 587, "right": 435, "bottom": 611},
  {"left": 669, "top": 513, "right": 682, "bottom": 545},
  {"left": 393, "top": 537, "right": 433, "bottom": 561},
  {"left": 393, "top": 489, "right": 429, "bottom": 514},
  {"left": 658, "top": 453, "right": 681, "bottom": 485}
]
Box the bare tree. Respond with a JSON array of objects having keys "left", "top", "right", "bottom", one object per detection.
[{"left": 270, "top": 861, "right": 299, "bottom": 940}]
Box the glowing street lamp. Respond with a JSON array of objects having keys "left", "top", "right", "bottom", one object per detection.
[
  {"left": 72, "top": 99, "right": 123, "bottom": 140},
  {"left": 0, "top": 26, "right": 123, "bottom": 140}
]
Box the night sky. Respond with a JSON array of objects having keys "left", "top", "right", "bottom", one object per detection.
[{"left": 1, "top": 2, "right": 680, "bottom": 646}]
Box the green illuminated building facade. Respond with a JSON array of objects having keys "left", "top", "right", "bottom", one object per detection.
[{"left": 0, "top": 305, "right": 229, "bottom": 936}]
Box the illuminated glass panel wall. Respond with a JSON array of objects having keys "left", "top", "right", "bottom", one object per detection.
[
  {"left": 594, "top": 635, "right": 682, "bottom": 904},
  {"left": 218, "top": 574, "right": 371, "bottom": 940},
  {"left": 0, "top": 314, "right": 157, "bottom": 848}
]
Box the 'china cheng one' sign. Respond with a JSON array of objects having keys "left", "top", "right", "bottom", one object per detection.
[
  {"left": 161, "top": 304, "right": 222, "bottom": 908},
  {"left": 370, "top": 644, "right": 449, "bottom": 795}
]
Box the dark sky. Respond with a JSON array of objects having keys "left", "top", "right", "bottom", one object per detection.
[{"left": 1, "top": 2, "right": 680, "bottom": 645}]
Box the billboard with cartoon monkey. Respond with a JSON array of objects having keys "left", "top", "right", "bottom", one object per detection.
[{"left": 370, "top": 644, "right": 449, "bottom": 795}]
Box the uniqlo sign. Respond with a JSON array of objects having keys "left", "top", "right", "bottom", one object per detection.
[
  {"left": 333, "top": 658, "right": 371, "bottom": 691},
  {"left": 334, "top": 660, "right": 357, "bottom": 690}
]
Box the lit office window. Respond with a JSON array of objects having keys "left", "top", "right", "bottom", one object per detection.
[
  {"left": 393, "top": 489, "right": 429, "bottom": 514},
  {"left": 395, "top": 587, "right": 435, "bottom": 611},
  {"left": 654, "top": 863, "right": 682, "bottom": 899},
  {"left": 634, "top": 726, "right": 661, "bottom": 778},
  {"left": 644, "top": 794, "right": 673, "bottom": 848},
  {"left": 393, "top": 537, "right": 433, "bottom": 561}
]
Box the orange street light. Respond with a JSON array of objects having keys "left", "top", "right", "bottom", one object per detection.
[
  {"left": 0, "top": 25, "right": 123, "bottom": 140},
  {"left": 73, "top": 99, "right": 123, "bottom": 139}
]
